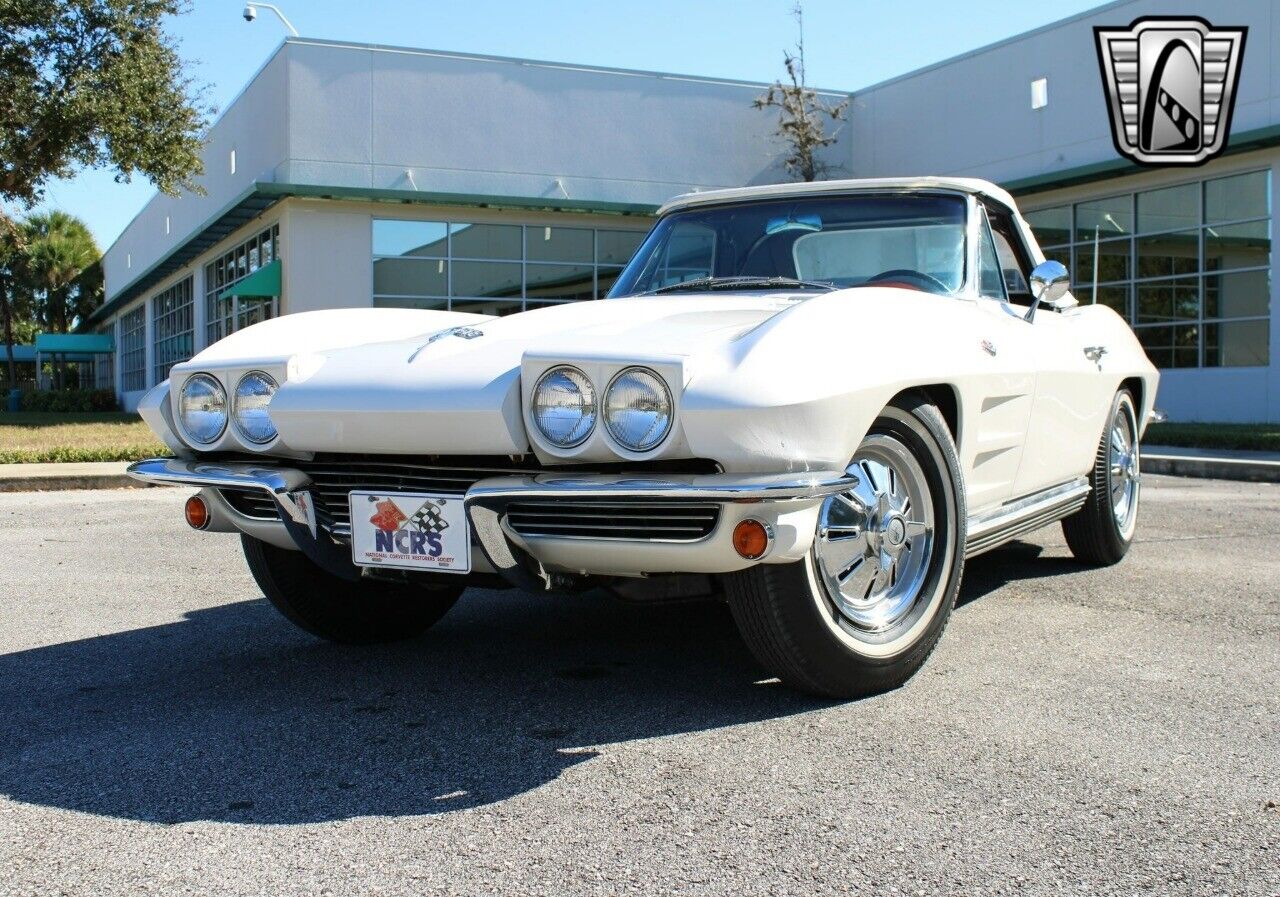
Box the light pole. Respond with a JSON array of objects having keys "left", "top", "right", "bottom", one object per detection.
[{"left": 242, "top": 3, "right": 299, "bottom": 36}]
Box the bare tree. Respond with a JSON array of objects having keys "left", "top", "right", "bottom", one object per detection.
[{"left": 754, "top": 2, "right": 849, "bottom": 182}]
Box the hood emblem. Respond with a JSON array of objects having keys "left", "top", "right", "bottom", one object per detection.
[{"left": 408, "top": 326, "right": 485, "bottom": 362}]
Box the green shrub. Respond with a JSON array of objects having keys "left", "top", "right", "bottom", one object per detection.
[{"left": 18, "top": 389, "right": 119, "bottom": 413}]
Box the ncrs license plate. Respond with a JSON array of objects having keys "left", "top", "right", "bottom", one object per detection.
[{"left": 348, "top": 491, "right": 471, "bottom": 573}]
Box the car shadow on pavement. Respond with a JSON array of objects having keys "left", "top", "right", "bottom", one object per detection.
[
  {"left": 957, "top": 541, "right": 1090, "bottom": 608},
  {"left": 0, "top": 543, "right": 1088, "bottom": 826},
  {"left": 0, "top": 587, "right": 830, "bottom": 825}
]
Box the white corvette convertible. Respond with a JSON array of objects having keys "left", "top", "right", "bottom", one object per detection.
[{"left": 131, "top": 177, "right": 1158, "bottom": 698}]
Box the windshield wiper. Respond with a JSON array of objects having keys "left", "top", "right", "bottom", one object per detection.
[{"left": 643, "top": 276, "right": 836, "bottom": 296}]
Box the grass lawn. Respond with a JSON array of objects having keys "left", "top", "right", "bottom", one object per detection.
[
  {"left": 0, "top": 412, "right": 168, "bottom": 463},
  {"left": 1142, "top": 421, "right": 1280, "bottom": 453}
]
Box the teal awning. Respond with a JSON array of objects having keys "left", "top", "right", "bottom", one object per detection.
[
  {"left": 3, "top": 344, "right": 37, "bottom": 363},
  {"left": 219, "top": 258, "right": 281, "bottom": 300},
  {"left": 34, "top": 333, "right": 115, "bottom": 354}
]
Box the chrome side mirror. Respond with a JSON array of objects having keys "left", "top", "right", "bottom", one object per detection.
[{"left": 1026, "top": 260, "right": 1071, "bottom": 322}]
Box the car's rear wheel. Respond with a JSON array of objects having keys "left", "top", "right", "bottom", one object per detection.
[
  {"left": 1062, "top": 389, "right": 1140, "bottom": 566},
  {"left": 725, "top": 394, "right": 965, "bottom": 699},
  {"left": 241, "top": 535, "right": 464, "bottom": 644}
]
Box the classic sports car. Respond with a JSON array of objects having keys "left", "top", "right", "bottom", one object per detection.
[{"left": 130, "top": 177, "right": 1159, "bottom": 698}]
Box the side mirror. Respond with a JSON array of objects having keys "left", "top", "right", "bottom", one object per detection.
[{"left": 1026, "top": 260, "right": 1072, "bottom": 322}]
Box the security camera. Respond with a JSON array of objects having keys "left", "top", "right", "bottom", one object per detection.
[{"left": 242, "top": 4, "right": 257, "bottom": 22}]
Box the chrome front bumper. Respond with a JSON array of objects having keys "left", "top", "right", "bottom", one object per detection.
[{"left": 128, "top": 458, "right": 857, "bottom": 588}]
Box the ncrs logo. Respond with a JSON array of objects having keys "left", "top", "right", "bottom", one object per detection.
[{"left": 1095, "top": 17, "right": 1247, "bottom": 166}]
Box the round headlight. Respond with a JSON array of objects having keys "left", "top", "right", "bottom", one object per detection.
[
  {"left": 178, "top": 373, "right": 228, "bottom": 445},
  {"left": 233, "top": 371, "right": 279, "bottom": 444},
  {"left": 531, "top": 366, "right": 596, "bottom": 448},
  {"left": 604, "top": 367, "right": 673, "bottom": 452}
]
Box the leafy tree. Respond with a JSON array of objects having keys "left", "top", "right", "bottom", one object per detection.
[
  {"left": 0, "top": 0, "right": 209, "bottom": 389},
  {"left": 754, "top": 2, "right": 849, "bottom": 182}
]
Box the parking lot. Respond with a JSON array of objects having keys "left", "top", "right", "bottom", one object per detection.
[{"left": 0, "top": 476, "right": 1277, "bottom": 896}]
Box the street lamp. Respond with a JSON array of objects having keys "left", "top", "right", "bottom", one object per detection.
[{"left": 242, "top": 3, "right": 298, "bottom": 36}]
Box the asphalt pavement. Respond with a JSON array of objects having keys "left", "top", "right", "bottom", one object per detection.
[{"left": 0, "top": 478, "right": 1276, "bottom": 895}]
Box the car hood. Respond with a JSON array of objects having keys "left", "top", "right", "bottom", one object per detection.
[{"left": 266, "top": 293, "right": 805, "bottom": 454}]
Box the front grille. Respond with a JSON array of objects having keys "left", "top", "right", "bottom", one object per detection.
[
  {"left": 205, "top": 454, "right": 723, "bottom": 544},
  {"left": 220, "top": 488, "right": 279, "bottom": 520},
  {"left": 506, "top": 500, "right": 720, "bottom": 541}
]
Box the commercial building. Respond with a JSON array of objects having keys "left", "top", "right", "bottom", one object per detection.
[{"left": 89, "top": 0, "right": 1280, "bottom": 421}]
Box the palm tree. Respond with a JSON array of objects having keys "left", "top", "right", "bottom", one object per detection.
[
  {"left": 22, "top": 211, "right": 101, "bottom": 333},
  {"left": 19, "top": 211, "right": 102, "bottom": 388}
]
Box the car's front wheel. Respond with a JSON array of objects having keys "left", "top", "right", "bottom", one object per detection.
[
  {"left": 725, "top": 394, "right": 966, "bottom": 699},
  {"left": 241, "top": 535, "right": 464, "bottom": 644}
]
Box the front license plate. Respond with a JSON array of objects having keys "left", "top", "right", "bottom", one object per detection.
[{"left": 348, "top": 491, "right": 471, "bottom": 574}]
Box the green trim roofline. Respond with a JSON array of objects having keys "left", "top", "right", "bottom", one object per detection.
[
  {"left": 82, "top": 182, "right": 659, "bottom": 330},
  {"left": 1006, "top": 124, "right": 1280, "bottom": 197}
]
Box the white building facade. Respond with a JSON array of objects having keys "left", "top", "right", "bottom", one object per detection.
[{"left": 92, "top": 0, "right": 1280, "bottom": 422}]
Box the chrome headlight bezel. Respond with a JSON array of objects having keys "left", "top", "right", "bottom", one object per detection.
[
  {"left": 177, "top": 373, "right": 228, "bottom": 446},
  {"left": 530, "top": 365, "right": 597, "bottom": 449},
  {"left": 232, "top": 370, "right": 279, "bottom": 445},
  {"left": 603, "top": 366, "right": 674, "bottom": 452}
]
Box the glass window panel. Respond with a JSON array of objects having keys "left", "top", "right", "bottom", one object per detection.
[
  {"left": 450, "top": 260, "right": 522, "bottom": 297},
  {"left": 1074, "top": 284, "right": 1130, "bottom": 317},
  {"left": 373, "top": 220, "right": 448, "bottom": 257},
  {"left": 1136, "top": 229, "right": 1198, "bottom": 279},
  {"left": 1136, "top": 324, "right": 1199, "bottom": 368},
  {"left": 1042, "top": 246, "right": 1070, "bottom": 268},
  {"left": 1075, "top": 196, "right": 1132, "bottom": 242},
  {"left": 1137, "top": 183, "right": 1199, "bottom": 233},
  {"left": 1204, "top": 170, "right": 1269, "bottom": 223},
  {"left": 1205, "top": 269, "right": 1270, "bottom": 319},
  {"left": 1075, "top": 238, "right": 1130, "bottom": 283},
  {"left": 977, "top": 213, "right": 1005, "bottom": 300},
  {"left": 1205, "top": 320, "right": 1269, "bottom": 367},
  {"left": 1136, "top": 277, "right": 1200, "bottom": 324},
  {"left": 1205, "top": 220, "right": 1270, "bottom": 272},
  {"left": 449, "top": 223, "right": 522, "bottom": 260},
  {"left": 597, "top": 230, "right": 646, "bottom": 265},
  {"left": 596, "top": 266, "right": 625, "bottom": 299},
  {"left": 450, "top": 297, "right": 525, "bottom": 316},
  {"left": 525, "top": 264, "right": 595, "bottom": 302},
  {"left": 1023, "top": 205, "right": 1072, "bottom": 248},
  {"left": 374, "top": 296, "right": 449, "bottom": 311},
  {"left": 373, "top": 258, "right": 447, "bottom": 297},
  {"left": 526, "top": 226, "right": 593, "bottom": 263}
]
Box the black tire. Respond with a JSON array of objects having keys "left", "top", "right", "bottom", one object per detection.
[
  {"left": 1062, "top": 389, "right": 1140, "bottom": 567},
  {"left": 241, "top": 535, "right": 464, "bottom": 644},
  {"left": 724, "top": 394, "right": 966, "bottom": 699}
]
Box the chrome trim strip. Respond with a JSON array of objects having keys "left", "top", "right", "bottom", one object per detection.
[
  {"left": 126, "top": 458, "right": 313, "bottom": 525},
  {"left": 964, "top": 477, "right": 1091, "bottom": 558},
  {"left": 465, "top": 470, "right": 857, "bottom": 504}
]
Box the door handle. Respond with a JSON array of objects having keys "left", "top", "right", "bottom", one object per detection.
[{"left": 1083, "top": 345, "right": 1108, "bottom": 362}]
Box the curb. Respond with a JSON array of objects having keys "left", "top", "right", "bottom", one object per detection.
[
  {"left": 1142, "top": 453, "right": 1280, "bottom": 483},
  {"left": 0, "top": 474, "right": 150, "bottom": 493}
]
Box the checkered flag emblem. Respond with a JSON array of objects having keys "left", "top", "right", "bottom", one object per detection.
[{"left": 409, "top": 501, "right": 450, "bottom": 535}]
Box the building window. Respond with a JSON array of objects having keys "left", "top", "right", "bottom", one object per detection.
[
  {"left": 1024, "top": 169, "right": 1271, "bottom": 368},
  {"left": 120, "top": 305, "right": 146, "bottom": 392},
  {"left": 204, "top": 223, "right": 280, "bottom": 345},
  {"left": 372, "top": 219, "right": 647, "bottom": 315},
  {"left": 95, "top": 324, "right": 115, "bottom": 391},
  {"left": 152, "top": 276, "right": 194, "bottom": 382}
]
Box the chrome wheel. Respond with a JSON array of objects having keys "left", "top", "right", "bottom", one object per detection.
[
  {"left": 814, "top": 435, "right": 935, "bottom": 634},
  {"left": 1108, "top": 398, "right": 1140, "bottom": 538}
]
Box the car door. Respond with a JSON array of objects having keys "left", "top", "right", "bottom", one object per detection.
[
  {"left": 984, "top": 204, "right": 1115, "bottom": 498},
  {"left": 959, "top": 207, "right": 1039, "bottom": 515}
]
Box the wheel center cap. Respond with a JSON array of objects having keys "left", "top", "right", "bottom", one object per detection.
[{"left": 884, "top": 515, "right": 907, "bottom": 547}]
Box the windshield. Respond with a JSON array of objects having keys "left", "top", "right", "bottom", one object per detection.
[{"left": 609, "top": 193, "right": 968, "bottom": 297}]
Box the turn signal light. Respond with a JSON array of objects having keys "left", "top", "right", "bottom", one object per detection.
[
  {"left": 732, "top": 518, "right": 772, "bottom": 560},
  {"left": 184, "top": 494, "right": 210, "bottom": 530}
]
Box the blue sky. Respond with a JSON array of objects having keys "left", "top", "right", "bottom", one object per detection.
[{"left": 31, "top": 0, "right": 1103, "bottom": 249}]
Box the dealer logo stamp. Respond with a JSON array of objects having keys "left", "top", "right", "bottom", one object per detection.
[{"left": 1095, "top": 17, "right": 1247, "bottom": 166}]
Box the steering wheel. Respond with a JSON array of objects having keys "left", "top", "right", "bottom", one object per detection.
[{"left": 863, "top": 269, "right": 951, "bottom": 294}]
